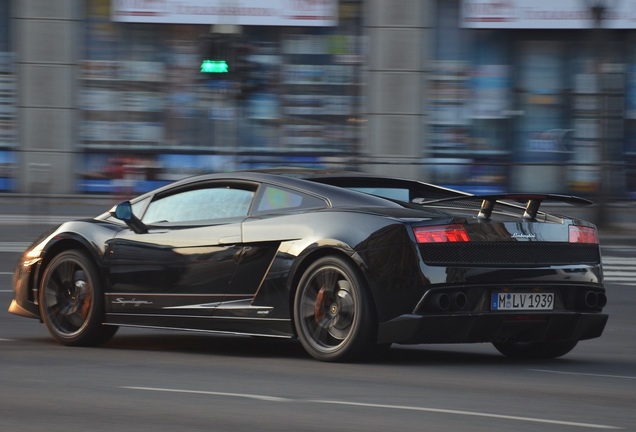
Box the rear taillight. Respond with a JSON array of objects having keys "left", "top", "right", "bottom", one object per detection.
[
  {"left": 413, "top": 224, "right": 470, "bottom": 243},
  {"left": 569, "top": 225, "right": 598, "bottom": 244}
]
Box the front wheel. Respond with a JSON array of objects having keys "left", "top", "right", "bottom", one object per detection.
[
  {"left": 39, "top": 250, "right": 117, "bottom": 346},
  {"left": 493, "top": 340, "right": 578, "bottom": 359},
  {"left": 294, "top": 256, "right": 376, "bottom": 362}
]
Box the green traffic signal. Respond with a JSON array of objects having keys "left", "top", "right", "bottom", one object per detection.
[{"left": 200, "top": 60, "right": 229, "bottom": 73}]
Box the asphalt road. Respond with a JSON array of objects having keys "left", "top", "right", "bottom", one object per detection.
[{"left": 1, "top": 214, "right": 635, "bottom": 431}]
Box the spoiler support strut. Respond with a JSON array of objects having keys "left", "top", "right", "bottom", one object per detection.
[{"left": 421, "top": 194, "right": 594, "bottom": 221}]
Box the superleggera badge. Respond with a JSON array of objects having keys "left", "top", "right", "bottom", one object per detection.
[{"left": 112, "top": 298, "right": 153, "bottom": 307}]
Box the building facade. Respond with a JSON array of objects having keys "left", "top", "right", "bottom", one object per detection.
[
  {"left": 2, "top": 0, "right": 635, "bottom": 199},
  {"left": 428, "top": 0, "right": 636, "bottom": 199}
]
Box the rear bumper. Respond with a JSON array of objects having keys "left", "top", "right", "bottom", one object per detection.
[{"left": 377, "top": 312, "right": 608, "bottom": 345}]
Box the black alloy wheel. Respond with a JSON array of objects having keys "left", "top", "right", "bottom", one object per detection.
[
  {"left": 39, "top": 250, "right": 117, "bottom": 346},
  {"left": 294, "top": 256, "right": 375, "bottom": 362}
]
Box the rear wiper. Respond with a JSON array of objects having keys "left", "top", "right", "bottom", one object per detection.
[{"left": 413, "top": 194, "right": 593, "bottom": 220}]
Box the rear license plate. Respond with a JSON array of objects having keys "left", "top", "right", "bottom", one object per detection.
[{"left": 491, "top": 292, "right": 554, "bottom": 311}]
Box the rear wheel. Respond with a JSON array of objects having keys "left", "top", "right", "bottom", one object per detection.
[
  {"left": 39, "top": 250, "right": 117, "bottom": 346},
  {"left": 493, "top": 340, "right": 578, "bottom": 359},
  {"left": 294, "top": 256, "right": 375, "bottom": 362}
]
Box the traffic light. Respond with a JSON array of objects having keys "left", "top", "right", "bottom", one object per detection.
[
  {"left": 199, "top": 35, "right": 263, "bottom": 100},
  {"left": 200, "top": 59, "right": 229, "bottom": 74},
  {"left": 200, "top": 36, "right": 234, "bottom": 77}
]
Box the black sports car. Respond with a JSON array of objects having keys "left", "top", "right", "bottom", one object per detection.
[{"left": 9, "top": 171, "right": 608, "bottom": 362}]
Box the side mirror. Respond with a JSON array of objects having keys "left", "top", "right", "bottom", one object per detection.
[
  {"left": 110, "top": 201, "right": 148, "bottom": 234},
  {"left": 113, "top": 201, "right": 133, "bottom": 221}
]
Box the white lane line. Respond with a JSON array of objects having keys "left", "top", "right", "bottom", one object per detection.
[
  {"left": 124, "top": 387, "right": 291, "bottom": 402},
  {"left": 122, "top": 386, "right": 621, "bottom": 430},
  {"left": 0, "top": 338, "right": 14, "bottom": 341},
  {"left": 604, "top": 276, "right": 636, "bottom": 280},
  {"left": 0, "top": 272, "right": 14, "bottom": 275},
  {"left": 601, "top": 246, "right": 636, "bottom": 250},
  {"left": 602, "top": 269, "right": 636, "bottom": 274},
  {"left": 0, "top": 290, "right": 13, "bottom": 293},
  {"left": 602, "top": 256, "right": 636, "bottom": 264},
  {"left": 531, "top": 369, "right": 636, "bottom": 380},
  {"left": 312, "top": 400, "right": 620, "bottom": 429},
  {"left": 0, "top": 215, "right": 83, "bottom": 225},
  {"left": 0, "top": 243, "right": 30, "bottom": 253}
]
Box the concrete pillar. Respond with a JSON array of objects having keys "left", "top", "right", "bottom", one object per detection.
[
  {"left": 363, "top": 0, "right": 432, "bottom": 180},
  {"left": 14, "top": 0, "right": 81, "bottom": 193}
]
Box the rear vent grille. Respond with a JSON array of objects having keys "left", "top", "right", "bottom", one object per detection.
[{"left": 419, "top": 242, "right": 600, "bottom": 266}]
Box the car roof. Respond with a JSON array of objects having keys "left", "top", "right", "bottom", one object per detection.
[{"left": 138, "top": 170, "right": 408, "bottom": 209}]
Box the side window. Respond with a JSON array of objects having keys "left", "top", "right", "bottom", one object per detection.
[
  {"left": 131, "top": 197, "right": 150, "bottom": 216},
  {"left": 143, "top": 187, "right": 254, "bottom": 224},
  {"left": 255, "top": 185, "right": 326, "bottom": 213}
]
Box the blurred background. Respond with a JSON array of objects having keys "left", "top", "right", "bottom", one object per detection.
[{"left": 0, "top": 0, "right": 634, "bottom": 213}]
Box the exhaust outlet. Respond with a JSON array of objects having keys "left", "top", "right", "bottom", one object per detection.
[
  {"left": 584, "top": 291, "right": 598, "bottom": 308},
  {"left": 597, "top": 293, "right": 607, "bottom": 308},
  {"left": 433, "top": 293, "right": 450, "bottom": 311},
  {"left": 452, "top": 292, "right": 467, "bottom": 310}
]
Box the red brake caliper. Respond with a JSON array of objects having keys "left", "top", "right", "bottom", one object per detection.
[{"left": 314, "top": 287, "right": 327, "bottom": 323}]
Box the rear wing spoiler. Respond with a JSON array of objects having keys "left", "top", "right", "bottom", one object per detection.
[{"left": 414, "top": 193, "right": 594, "bottom": 220}]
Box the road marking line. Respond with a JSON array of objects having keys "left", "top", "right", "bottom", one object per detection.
[
  {"left": 0, "top": 215, "right": 84, "bottom": 225},
  {"left": 0, "top": 243, "right": 30, "bottom": 252},
  {"left": 123, "top": 387, "right": 291, "bottom": 402},
  {"left": 311, "top": 400, "right": 620, "bottom": 429},
  {"left": 122, "top": 386, "right": 621, "bottom": 429},
  {"left": 531, "top": 369, "right": 636, "bottom": 380},
  {"left": 604, "top": 268, "right": 636, "bottom": 273},
  {"left": 603, "top": 260, "right": 636, "bottom": 265}
]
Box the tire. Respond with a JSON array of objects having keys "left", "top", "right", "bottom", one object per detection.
[
  {"left": 493, "top": 340, "right": 578, "bottom": 359},
  {"left": 293, "top": 256, "right": 376, "bottom": 362},
  {"left": 39, "top": 249, "right": 117, "bottom": 346}
]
